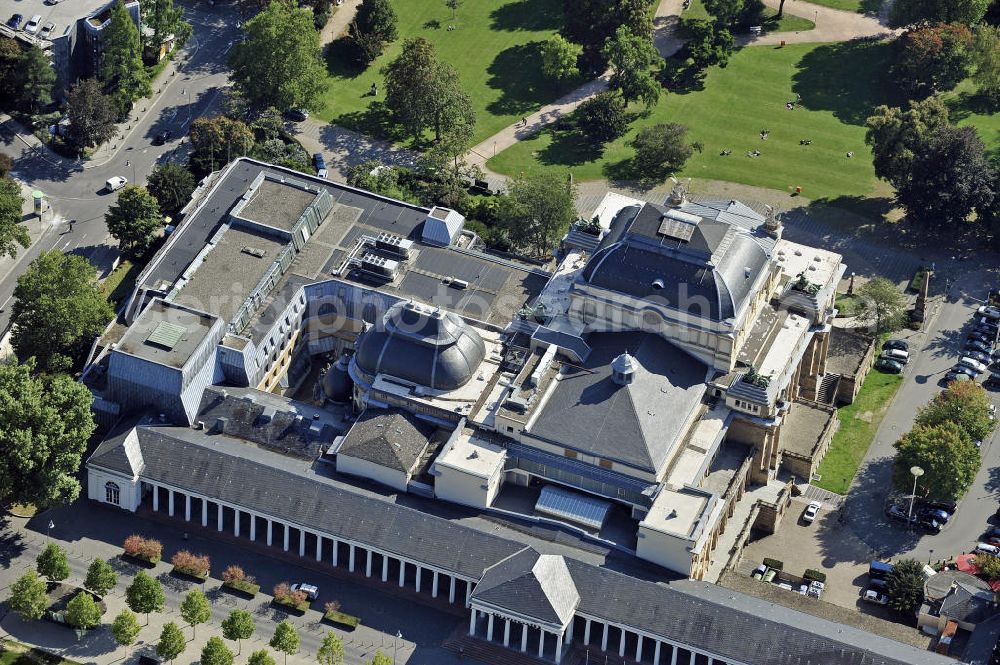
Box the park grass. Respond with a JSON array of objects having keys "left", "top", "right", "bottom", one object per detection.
[
  {"left": 100, "top": 260, "right": 138, "bottom": 309},
  {"left": 796, "top": 0, "right": 872, "bottom": 12},
  {"left": 489, "top": 40, "right": 902, "bottom": 200},
  {"left": 943, "top": 79, "right": 1000, "bottom": 160},
  {"left": 814, "top": 369, "right": 903, "bottom": 494},
  {"left": 318, "top": 0, "right": 581, "bottom": 145},
  {"left": 683, "top": 0, "right": 815, "bottom": 32}
]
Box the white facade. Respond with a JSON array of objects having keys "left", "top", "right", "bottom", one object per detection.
[
  {"left": 87, "top": 468, "right": 141, "bottom": 511},
  {"left": 336, "top": 455, "right": 410, "bottom": 492},
  {"left": 433, "top": 433, "right": 506, "bottom": 509}
]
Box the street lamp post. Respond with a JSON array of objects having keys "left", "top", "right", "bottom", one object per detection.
[
  {"left": 907, "top": 466, "right": 924, "bottom": 529},
  {"left": 393, "top": 631, "right": 401, "bottom": 665},
  {"left": 46, "top": 520, "right": 54, "bottom": 542}
]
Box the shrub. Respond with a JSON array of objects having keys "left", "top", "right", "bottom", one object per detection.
[
  {"left": 803, "top": 569, "right": 827, "bottom": 584},
  {"left": 762, "top": 558, "right": 784, "bottom": 571},
  {"left": 222, "top": 566, "right": 246, "bottom": 584},
  {"left": 123, "top": 535, "right": 162, "bottom": 563},
  {"left": 222, "top": 566, "right": 258, "bottom": 596},
  {"left": 171, "top": 551, "right": 210, "bottom": 578},
  {"left": 272, "top": 583, "right": 307, "bottom": 608},
  {"left": 323, "top": 601, "right": 341, "bottom": 615}
]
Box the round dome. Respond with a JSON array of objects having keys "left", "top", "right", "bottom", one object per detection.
[
  {"left": 321, "top": 354, "right": 353, "bottom": 403},
  {"left": 353, "top": 301, "right": 486, "bottom": 391}
]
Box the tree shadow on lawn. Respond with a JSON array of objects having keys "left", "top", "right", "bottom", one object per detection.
[
  {"left": 792, "top": 40, "right": 904, "bottom": 126},
  {"left": 944, "top": 90, "right": 997, "bottom": 123},
  {"left": 325, "top": 36, "right": 365, "bottom": 80},
  {"left": 660, "top": 54, "right": 708, "bottom": 95},
  {"left": 806, "top": 194, "right": 895, "bottom": 225},
  {"left": 333, "top": 103, "right": 412, "bottom": 146},
  {"left": 858, "top": 0, "right": 884, "bottom": 15},
  {"left": 486, "top": 42, "right": 579, "bottom": 116},
  {"left": 534, "top": 123, "right": 604, "bottom": 168},
  {"left": 489, "top": 0, "right": 562, "bottom": 32}
]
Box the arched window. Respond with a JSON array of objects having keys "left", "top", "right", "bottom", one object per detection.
[{"left": 105, "top": 481, "right": 121, "bottom": 506}]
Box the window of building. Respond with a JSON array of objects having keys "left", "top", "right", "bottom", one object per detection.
[
  {"left": 564, "top": 449, "right": 577, "bottom": 459},
  {"left": 105, "top": 481, "right": 120, "bottom": 505},
  {"left": 599, "top": 459, "right": 613, "bottom": 469},
  {"left": 506, "top": 426, "right": 514, "bottom": 433}
]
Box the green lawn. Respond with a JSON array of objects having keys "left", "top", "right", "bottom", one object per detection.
[
  {"left": 683, "top": 0, "right": 815, "bottom": 31},
  {"left": 489, "top": 41, "right": 901, "bottom": 199},
  {"left": 944, "top": 79, "right": 1000, "bottom": 160},
  {"left": 319, "top": 0, "right": 581, "bottom": 144},
  {"left": 814, "top": 369, "right": 903, "bottom": 494},
  {"left": 796, "top": 0, "right": 877, "bottom": 12}
]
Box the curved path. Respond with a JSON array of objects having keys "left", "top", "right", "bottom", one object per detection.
[{"left": 745, "top": 0, "right": 895, "bottom": 46}]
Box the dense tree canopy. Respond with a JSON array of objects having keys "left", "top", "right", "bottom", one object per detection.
[
  {"left": 85, "top": 559, "right": 119, "bottom": 596},
  {"left": 156, "top": 622, "right": 186, "bottom": 663},
  {"left": 16, "top": 46, "right": 56, "bottom": 114},
  {"left": 141, "top": 0, "right": 191, "bottom": 54},
  {"left": 128, "top": 572, "right": 166, "bottom": 624},
  {"left": 146, "top": 162, "right": 195, "bottom": 216},
  {"left": 8, "top": 570, "right": 48, "bottom": 620},
  {"left": 917, "top": 375, "right": 997, "bottom": 442},
  {"left": 269, "top": 620, "right": 299, "bottom": 665},
  {"left": 229, "top": 0, "right": 326, "bottom": 111},
  {"left": 349, "top": 0, "right": 398, "bottom": 64},
  {"left": 222, "top": 609, "right": 255, "bottom": 655},
  {"left": 105, "top": 185, "right": 164, "bottom": 256},
  {"left": 66, "top": 78, "right": 119, "bottom": 150},
  {"left": 856, "top": 277, "right": 907, "bottom": 333},
  {"left": 497, "top": 172, "right": 577, "bottom": 256},
  {"left": 885, "top": 559, "right": 925, "bottom": 613},
  {"left": 684, "top": 20, "right": 734, "bottom": 70},
  {"left": 972, "top": 25, "right": 1000, "bottom": 102},
  {"left": 101, "top": 0, "right": 151, "bottom": 115},
  {"left": 11, "top": 251, "right": 114, "bottom": 372},
  {"left": 561, "top": 0, "right": 655, "bottom": 68},
  {"left": 65, "top": 592, "right": 103, "bottom": 629},
  {"left": 189, "top": 115, "right": 255, "bottom": 174},
  {"left": 602, "top": 26, "right": 663, "bottom": 108},
  {"left": 865, "top": 96, "right": 950, "bottom": 188},
  {"left": 0, "top": 359, "right": 96, "bottom": 506},
  {"left": 0, "top": 177, "right": 30, "bottom": 260},
  {"left": 180, "top": 589, "right": 211, "bottom": 637},
  {"left": 576, "top": 91, "right": 628, "bottom": 143},
  {"left": 630, "top": 123, "right": 701, "bottom": 182},
  {"left": 892, "top": 23, "right": 974, "bottom": 96},
  {"left": 36, "top": 543, "right": 70, "bottom": 581},
  {"left": 111, "top": 609, "right": 141, "bottom": 657},
  {"left": 540, "top": 35, "right": 583, "bottom": 81},
  {"left": 893, "top": 421, "right": 979, "bottom": 501},
  {"left": 890, "top": 0, "right": 990, "bottom": 27}
]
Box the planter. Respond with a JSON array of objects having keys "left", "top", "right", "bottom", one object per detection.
[
  {"left": 322, "top": 610, "right": 360, "bottom": 630},
  {"left": 122, "top": 552, "right": 160, "bottom": 567},
  {"left": 222, "top": 580, "right": 260, "bottom": 598},
  {"left": 271, "top": 598, "right": 309, "bottom": 614},
  {"left": 171, "top": 566, "right": 209, "bottom": 582}
]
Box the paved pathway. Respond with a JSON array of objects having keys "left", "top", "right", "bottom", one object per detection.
[
  {"left": 296, "top": 120, "right": 418, "bottom": 182},
  {"left": 744, "top": 0, "right": 895, "bottom": 46},
  {"left": 319, "top": 0, "right": 362, "bottom": 51}
]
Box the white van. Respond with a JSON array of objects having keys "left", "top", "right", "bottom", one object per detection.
[
  {"left": 882, "top": 348, "right": 908, "bottom": 363},
  {"left": 959, "top": 356, "right": 987, "bottom": 374},
  {"left": 975, "top": 542, "right": 999, "bottom": 555},
  {"left": 105, "top": 176, "right": 128, "bottom": 192}
]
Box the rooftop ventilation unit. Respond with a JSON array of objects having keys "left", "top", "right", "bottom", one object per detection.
[
  {"left": 504, "top": 396, "right": 529, "bottom": 413},
  {"left": 241, "top": 246, "right": 267, "bottom": 258},
  {"left": 375, "top": 232, "right": 414, "bottom": 258},
  {"left": 146, "top": 321, "right": 185, "bottom": 350},
  {"left": 359, "top": 252, "right": 399, "bottom": 279}
]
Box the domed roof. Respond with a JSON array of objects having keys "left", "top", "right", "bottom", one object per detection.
[
  {"left": 321, "top": 354, "right": 353, "bottom": 403},
  {"left": 353, "top": 301, "right": 486, "bottom": 392}
]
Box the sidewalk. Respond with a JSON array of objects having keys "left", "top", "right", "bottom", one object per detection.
[
  {"left": 742, "top": 0, "right": 895, "bottom": 46},
  {"left": 319, "top": 0, "right": 361, "bottom": 51}
]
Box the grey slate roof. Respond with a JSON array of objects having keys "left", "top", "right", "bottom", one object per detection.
[
  {"left": 939, "top": 583, "right": 998, "bottom": 625},
  {"left": 527, "top": 331, "right": 707, "bottom": 473},
  {"left": 88, "top": 424, "right": 525, "bottom": 578},
  {"left": 472, "top": 550, "right": 580, "bottom": 628},
  {"left": 337, "top": 408, "right": 437, "bottom": 472}
]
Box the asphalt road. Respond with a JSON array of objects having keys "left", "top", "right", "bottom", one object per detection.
[
  {"left": 0, "top": 0, "right": 236, "bottom": 331},
  {"left": 844, "top": 265, "right": 1000, "bottom": 563}
]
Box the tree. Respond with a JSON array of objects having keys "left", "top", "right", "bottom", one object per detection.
[
  {"left": 540, "top": 35, "right": 582, "bottom": 81},
  {"left": 865, "top": 96, "right": 950, "bottom": 188},
  {"left": 316, "top": 632, "right": 344, "bottom": 665},
  {"left": 630, "top": 123, "right": 701, "bottom": 182},
  {"left": 269, "top": 620, "right": 300, "bottom": 665},
  {"left": 446, "top": 0, "right": 462, "bottom": 19},
  {"left": 84, "top": 559, "right": 118, "bottom": 597},
  {"left": 229, "top": 0, "right": 326, "bottom": 111},
  {"left": 249, "top": 650, "right": 276, "bottom": 665},
  {"left": 890, "top": 0, "right": 990, "bottom": 27},
  {"left": 382, "top": 38, "right": 476, "bottom": 143},
  {"left": 142, "top": 0, "right": 191, "bottom": 54},
  {"left": 111, "top": 609, "right": 141, "bottom": 658},
  {"left": 66, "top": 78, "right": 119, "bottom": 150},
  {"left": 891, "top": 23, "right": 974, "bottom": 96},
  {"left": 65, "top": 592, "right": 102, "bottom": 630},
  {"left": 497, "top": 172, "right": 577, "bottom": 256},
  {"left": 202, "top": 636, "right": 235, "bottom": 665},
  {"left": 917, "top": 380, "right": 997, "bottom": 443},
  {"left": 855, "top": 277, "right": 906, "bottom": 333},
  {"left": 366, "top": 652, "right": 391, "bottom": 665},
  {"left": 0, "top": 38, "right": 21, "bottom": 101},
  {"left": 146, "top": 162, "right": 195, "bottom": 216},
  {"left": 885, "top": 558, "right": 925, "bottom": 613},
  {"left": 12, "top": 252, "right": 112, "bottom": 370},
  {"left": 36, "top": 543, "right": 70, "bottom": 581},
  {"left": 105, "top": 185, "right": 164, "bottom": 256},
  {"left": 685, "top": 20, "right": 734, "bottom": 69},
  {"left": 222, "top": 609, "right": 255, "bottom": 655},
  {"left": 126, "top": 571, "right": 166, "bottom": 625},
  {"left": 972, "top": 25, "right": 1000, "bottom": 103},
  {"left": 602, "top": 26, "right": 663, "bottom": 108},
  {"left": 0, "top": 153, "right": 12, "bottom": 179},
  {"left": 189, "top": 115, "right": 255, "bottom": 174},
  {"left": 976, "top": 553, "right": 1000, "bottom": 580},
  {"left": 101, "top": 0, "right": 151, "bottom": 115},
  {"left": 350, "top": 0, "right": 398, "bottom": 64},
  {"left": 16, "top": 46, "right": 56, "bottom": 114},
  {"left": 703, "top": 0, "right": 744, "bottom": 26},
  {"left": 156, "top": 622, "right": 186, "bottom": 664},
  {"left": 177, "top": 588, "right": 210, "bottom": 638},
  {"left": 0, "top": 360, "right": 97, "bottom": 504},
  {"left": 0, "top": 177, "right": 30, "bottom": 259},
  {"left": 893, "top": 422, "right": 980, "bottom": 500},
  {"left": 8, "top": 570, "right": 48, "bottom": 620},
  {"left": 576, "top": 91, "right": 628, "bottom": 143}
]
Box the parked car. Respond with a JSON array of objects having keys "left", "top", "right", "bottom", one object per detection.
[
  {"left": 863, "top": 589, "right": 889, "bottom": 605},
  {"left": 990, "top": 404, "right": 996, "bottom": 421},
  {"left": 944, "top": 371, "right": 971, "bottom": 384},
  {"left": 284, "top": 108, "right": 308, "bottom": 121},
  {"left": 884, "top": 339, "right": 909, "bottom": 352},
  {"left": 290, "top": 583, "right": 318, "bottom": 600},
  {"left": 967, "top": 340, "right": 994, "bottom": 354},
  {"left": 964, "top": 350, "right": 992, "bottom": 364},
  {"left": 979, "top": 317, "right": 1000, "bottom": 331},
  {"left": 869, "top": 560, "right": 895, "bottom": 580},
  {"left": 973, "top": 323, "right": 998, "bottom": 337},
  {"left": 918, "top": 507, "right": 950, "bottom": 524},
  {"left": 960, "top": 357, "right": 988, "bottom": 374},
  {"left": 152, "top": 130, "right": 172, "bottom": 145},
  {"left": 952, "top": 364, "right": 978, "bottom": 378},
  {"left": 104, "top": 176, "right": 128, "bottom": 192},
  {"left": 968, "top": 332, "right": 994, "bottom": 345},
  {"left": 38, "top": 22, "right": 54, "bottom": 38},
  {"left": 24, "top": 14, "right": 41, "bottom": 33},
  {"left": 882, "top": 348, "right": 909, "bottom": 363},
  {"left": 751, "top": 564, "right": 767, "bottom": 580},
  {"left": 7, "top": 14, "right": 23, "bottom": 29},
  {"left": 976, "top": 542, "right": 1000, "bottom": 555},
  {"left": 876, "top": 358, "right": 904, "bottom": 374},
  {"left": 926, "top": 499, "right": 957, "bottom": 514},
  {"left": 979, "top": 305, "right": 1000, "bottom": 321},
  {"left": 868, "top": 578, "right": 888, "bottom": 591},
  {"left": 762, "top": 569, "right": 777, "bottom": 583},
  {"left": 984, "top": 526, "right": 1000, "bottom": 540},
  {"left": 807, "top": 580, "right": 825, "bottom": 599},
  {"left": 777, "top": 582, "right": 793, "bottom": 591},
  {"left": 802, "top": 501, "right": 821, "bottom": 523}
]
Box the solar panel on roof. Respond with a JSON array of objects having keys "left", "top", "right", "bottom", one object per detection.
[
  {"left": 658, "top": 216, "right": 697, "bottom": 242},
  {"left": 146, "top": 321, "right": 186, "bottom": 350},
  {"left": 535, "top": 485, "right": 611, "bottom": 530}
]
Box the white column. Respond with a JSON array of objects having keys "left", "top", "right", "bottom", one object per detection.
[
  {"left": 415, "top": 566, "right": 422, "bottom": 593},
  {"left": 366, "top": 549, "right": 373, "bottom": 577},
  {"left": 521, "top": 625, "right": 528, "bottom": 653},
  {"left": 707, "top": 658, "right": 714, "bottom": 665},
  {"left": 465, "top": 582, "right": 472, "bottom": 605},
  {"left": 689, "top": 651, "right": 696, "bottom": 665},
  {"left": 332, "top": 540, "right": 339, "bottom": 567},
  {"left": 282, "top": 525, "right": 289, "bottom": 552},
  {"left": 487, "top": 614, "right": 495, "bottom": 641},
  {"left": 298, "top": 529, "right": 305, "bottom": 557},
  {"left": 583, "top": 619, "right": 591, "bottom": 646},
  {"left": 382, "top": 556, "right": 389, "bottom": 583},
  {"left": 449, "top": 576, "right": 456, "bottom": 603},
  {"left": 654, "top": 641, "right": 662, "bottom": 665},
  {"left": 201, "top": 498, "right": 208, "bottom": 527},
  {"left": 250, "top": 515, "right": 256, "bottom": 541},
  {"left": 398, "top": 560, "right": 406, "bottom": 587},
  {"left": 468, "top": 609, "right": 477, "bottom": 636},
  {"left": 315, "top": 535, "right": 322, "bottom": 561},
  {"left": 618, "top": 626, "right": 626, "bottom": 657},
  {"left": 555, "top": 633, "right": 564, "bottom": 664},
  {"left": 348, "top": 544, "right": 356, "bottom": 573},
  {"left": 432, "top": 571, "right": 439, "bottom": 598},
  {"left": 168, "top": 490, "right": 174, "bottom": 517},
  {"left": 152, "top": 486, "right": 159, "bottom": 511},
  {"left": 601, "top": 624, "right": 609, "bottom": 651},
  {"left": 538, "top": 630, "right": 545, "bottom": 658},
  {"left": 503, "top": 620, "right": 511, "bottom": 647},
  {"left": 671, "top": 645, "right": 678, "bottom": 665},
  {"left": 184, "top": 495, "right": 191, "bottom": 521},
  {"left": 636, "top": 634, "right": 644, "bottom": 661},
  {"left": 566, "top": 620, "right": 574, "bottom": 644},
  {"left": 266, "top": 520, "right": 273, "bottom": 546},
  {"left": 217, "top": 503, "right": 223, "bottom": 531},
  {"left": 234, "top": 509, "right": 240, "bottom": 537}
]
